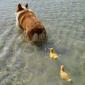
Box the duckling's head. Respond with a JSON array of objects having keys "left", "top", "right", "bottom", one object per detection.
[
  {"left": 50, "top": 48, "right": 55, "bottom": 53},
  {"left": 60, "top": 64, "right": 64, "bottom": 71}
]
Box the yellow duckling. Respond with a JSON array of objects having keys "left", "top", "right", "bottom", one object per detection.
[
  {"left": 49, "top": 48, "right": 59, "bottom": 60},
  {"left": 60, "top": 64, "right": 72, "bottom": 82}
]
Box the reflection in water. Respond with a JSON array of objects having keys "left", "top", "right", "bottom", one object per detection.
[{"left": 0, "top": 0, "right": 85, "bottom": 85}]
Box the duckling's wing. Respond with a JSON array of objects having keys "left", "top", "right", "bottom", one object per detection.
[
  {"left": 54, "top": 53, "right": 58, "bottom": 58},
  {"left": 61, "top": 72, "right": 70, "bottom": 80},
  {"left": 63, "top": 72, "right": 70, "bottom": 80},
  {"left": 51, "top": 53, "right": 57, "bottom": 58}
]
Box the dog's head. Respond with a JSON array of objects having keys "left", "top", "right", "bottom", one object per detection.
[{"left": 16, "top": 3, "right": 28, "bottom": 12}]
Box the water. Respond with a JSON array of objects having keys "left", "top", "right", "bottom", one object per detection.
[{"left": 0, "top": 0, "right": 85, "bottom": 85}]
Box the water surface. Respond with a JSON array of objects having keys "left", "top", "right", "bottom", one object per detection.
[{"left": 0, "top": 0, "right": 85, "bottom": 85}]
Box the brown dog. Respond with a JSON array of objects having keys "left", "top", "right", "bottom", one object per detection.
[{"left": 16, "top": 3, "right": 47, "bottom": 43}]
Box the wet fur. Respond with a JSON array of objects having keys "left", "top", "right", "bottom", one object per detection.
[{"left": 16, "top": 3, "right": 47, "bottom": 43}]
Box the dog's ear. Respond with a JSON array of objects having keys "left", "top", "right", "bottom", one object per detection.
[
  {"left": 16, "top": 3, "right": 23, "bottom": 12},
  {"left": 25, "top": 3, "right": 28, "bottom": 8}
]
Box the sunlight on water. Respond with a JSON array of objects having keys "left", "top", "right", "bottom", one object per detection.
[{"left": 0, "top": 0, "right": 85, "bottom": 85}]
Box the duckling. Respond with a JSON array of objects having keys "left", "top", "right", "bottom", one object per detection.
[
  {"left": 49, "top": 48, "right": 59, "bottom": 60},
  {"left": 60, "top": 64, "right": 72, "bottom": 82}
]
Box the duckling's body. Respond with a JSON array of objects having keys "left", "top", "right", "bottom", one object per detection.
[
  {"left": 49, "top": 48, "right": 58, "bottom": 60},
  {"left": 60, "top": 65, "right": 72, "bottom": 81}
]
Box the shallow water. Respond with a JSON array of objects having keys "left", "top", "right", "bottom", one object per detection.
[{"left": 0, "top": 0, "right": 85, "bottom": 85}]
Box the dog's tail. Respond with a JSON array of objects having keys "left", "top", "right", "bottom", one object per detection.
[{"left": 32, "top": 27, "right": 47, "bottom": 42}]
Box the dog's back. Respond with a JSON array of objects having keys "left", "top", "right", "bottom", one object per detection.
[{"left": 16, "top": 3, "right": 47, "bottom": 43}]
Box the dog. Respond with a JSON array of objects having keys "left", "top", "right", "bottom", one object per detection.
[{"left": 16, "top": 3, "right": 47, "bottom": 43}]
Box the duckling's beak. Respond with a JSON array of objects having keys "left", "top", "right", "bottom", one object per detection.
[{"left": 47, "top": 48, "right": 52, "bottom": 51}]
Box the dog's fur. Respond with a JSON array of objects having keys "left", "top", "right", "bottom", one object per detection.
[{"left": 16, "top": 3, "right": 47, "bottom": 43}]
